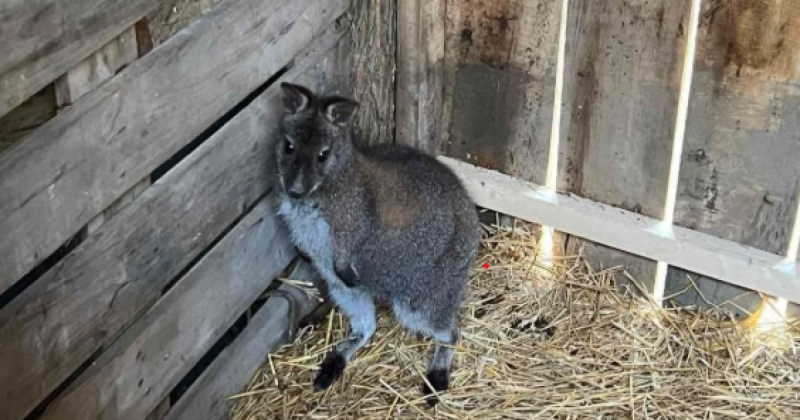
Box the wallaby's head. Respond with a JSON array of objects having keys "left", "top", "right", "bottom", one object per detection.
[{"left": 276, "top": 83, "right": 359, "bottom": 200}]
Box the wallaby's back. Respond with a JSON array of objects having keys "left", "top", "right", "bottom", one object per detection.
[{"left": 323, "top": 143, "right": 480, "bottom": 303}]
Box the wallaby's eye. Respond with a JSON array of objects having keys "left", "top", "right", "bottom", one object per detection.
[
  {"left": 284, "top": 138, "right": 295, "bottom": 154},
  {"left": 318, "top": 149, "right": 330, "bottom": 163}
]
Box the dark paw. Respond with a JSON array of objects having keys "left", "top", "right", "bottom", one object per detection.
[
  {"left": 313, "top": 353, "right": 347, "bottom": 391},
  {"left": 422, "top": 369, "right": 449, "bottom": 407}
]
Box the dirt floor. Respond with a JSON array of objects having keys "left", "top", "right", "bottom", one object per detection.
[{"left": 231, "top": 222, "right": 800, "bottom": 419}]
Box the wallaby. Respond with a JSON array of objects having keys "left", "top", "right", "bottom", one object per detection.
[{"left": 274, "top": 83, "right": 480, "bottom": 405}]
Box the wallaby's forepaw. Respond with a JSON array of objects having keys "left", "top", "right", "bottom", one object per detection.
[
  {"left": 313, "top": 353, "right": 347, "bottom": 391},
  {"left": 422, "top": 369, "right": 449, "bottom": 407}
]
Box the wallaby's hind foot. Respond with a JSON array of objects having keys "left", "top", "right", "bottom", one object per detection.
[
  {"left": 422, "top": 328, "right": 458, "bottom": 406},
  {"left": 422, "top": 368, "right": 449, "bottom": 406},
  {"left": 312, "top": 286, "right": 376, "bottom": 392},
  {"left": 313, "top": 352, "right": 347, "bottom": 391}
]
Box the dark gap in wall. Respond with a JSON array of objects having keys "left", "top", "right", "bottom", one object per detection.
[
  {"left": 24, "top": 345, "right": 104, "bottom": 420},
  {"left": 0, "top": 226, "right": 88, "bottom": 311},
  {"left": 166, "top": 255, "right": 301, "bottom": 407},
  {"left": 150, "top": 65, "right": 291, "bottom": 183},
  {"left": 0, "top": 84, "right": 58, "bottom": 156}
]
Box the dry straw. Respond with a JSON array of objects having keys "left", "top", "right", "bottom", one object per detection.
[{"left": 231, "top": 221, "right": 800, "bottom": 419}]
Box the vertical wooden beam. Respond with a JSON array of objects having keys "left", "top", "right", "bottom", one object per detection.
[
  {"left": 345, "top": 0, "right": 397, "bottom": 145},
  {"left": 668, "top": 0, "right": 800, "bottom": 317},
  {"left": 396, "top": 0, "right": 445, "bottom": 154},
  {"left": 653, "top": 0, "right": 703, "bottom": 305},
  {"left": 558, "top": 0, "right": 691, "bottom": 292}
]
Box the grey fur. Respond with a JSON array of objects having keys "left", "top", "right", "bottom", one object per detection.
[{"left": 274, "top": 83, "right": 480, "bottom": 400}]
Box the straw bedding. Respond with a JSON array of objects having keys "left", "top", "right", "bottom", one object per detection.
[{"left": 231, "top": 222, "right": 800, "bottom": 419}]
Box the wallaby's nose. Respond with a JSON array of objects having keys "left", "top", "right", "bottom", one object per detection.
[{"left": 287, "top": 184, "right": 306, "bottom": 199}]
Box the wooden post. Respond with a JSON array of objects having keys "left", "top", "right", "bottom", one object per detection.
[{"left": 396, "top": 0, "right": 445, "bottom": 154}]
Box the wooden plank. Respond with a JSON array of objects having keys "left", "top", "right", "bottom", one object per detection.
[
  {"left": 0, "top": 0, "right": 349, "bottom": 297},
  {"left": 557, "top": 0, "right": 691, "bottom": 289},
  {"left": 39, "top": 199, "right": 295, "bottom": 420},
  {"left": 0, "top": 27, "right": 348, "bottom": 419},
  {"left": 54, "top": 27, "right": 139, "bottom": 108},
  {"left": 54, "top": 24, "right": 150, "bottom": 236},
  {"left": 439, "top": 156, "right": 800, "bottom": 304},
  {"left": 0, "top": 0, "right": 160, "bottom": 118},
  {"left": 397, "top": 0, "right": 446, "bottom": 153},
  {"left": 345, "top": 0, "right": 397, "bottom": 146},
  {"left": 666, "top": 0, "right": 800, "bottom": 314},
  {"left": 35, "top": 31, "right": 346, "bottom": 420},
  {"left": 440, "top": 0, "right": 562, "bottom": 185},
  {"left": 164, "top": 262, "right": 321, "bottom": 420}
]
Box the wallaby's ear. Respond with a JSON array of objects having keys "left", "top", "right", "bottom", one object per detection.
[
  {"left": 281, "top": 83, "right": 313, "bottom": 114},
  {"left": 321, "top": 97, "right": 359, "bottom": 126}
]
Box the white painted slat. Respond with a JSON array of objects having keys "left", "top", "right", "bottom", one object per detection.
[{"left": 440, "top": 156, "right": 800, "bottom": 304}]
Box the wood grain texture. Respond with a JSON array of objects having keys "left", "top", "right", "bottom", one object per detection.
[
  {"left": 666, "top": 0, "right": 800, "bottom": 314},
  {"left": 440, "top": 156, "right": 800, "bottom": 304},
  {"left": 39, "top": 199, "right": 295, "bottom": 420},
  {"left": 0, "top": 0, "right": 159, "bottom": 118},
  {"left": 164, "top": 262, "right": 320, "bottom": 420},
  {"left": 344, "top": 0, "right": 397, "bottom": 146},
  {"left": 443, "top": 0, "right": 562, "bottom": 184},
  {"left": 397, "top": 0, "right": 446, "bottom": 153},
  {"left": 0, "top": 0, "right": 348, "bottom": 297},
  {"left": 557, "top": 0, "right": 690, "bottom": 289},
  {"left": 55, "top": 26, "right": 139, "bottom": 107},
  {"left": 33, "top": 30, "right": 347, "bottom": 420},
  {"left": 0, "top": 24, "right": 348, "bottom": 418}
]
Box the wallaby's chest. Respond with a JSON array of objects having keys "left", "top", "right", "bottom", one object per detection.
[{"left": 277, "top": 198, "right": 333, "bottom": 267}]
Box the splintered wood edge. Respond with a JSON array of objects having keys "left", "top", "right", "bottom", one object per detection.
[{"left": 439, "top": 156, "right": 800, "bottom": 304}]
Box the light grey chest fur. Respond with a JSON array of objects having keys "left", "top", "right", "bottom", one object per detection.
[{"left": 278, "top": 197, "right": 334, "bottom": 273}]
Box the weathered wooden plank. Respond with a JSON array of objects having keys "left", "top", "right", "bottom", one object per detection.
[
  {"left": 557, "top": 0, "right": 691, "bottom": 289},
  {"left": 54, "top": 24, "right": 150, "bottom": 236},
  {"left": 397, "top": 0, "right": 446, "bottom": 153},
  {"left": 666, "top": 0, "right": 800, "bottom": 315},
  {"left": 439, "top": 156, "right": 800, "bottom": 305},
  {"left": 54, "top": 27, "right": 139, "bottom": 107},
  {"left": 0, "top": 0, "right": 160, "bottom": 118},
  {"left": 441, "top": 0, "right": 562, "bottom": 185},
  {"left": 34, "top": 30, "right": 346, "bottom": 420},
  {"left": 164, "top": 262, "right": 320, "bottom": 420},
  {"left": 0, "top": 0, "right": 349, "bottom": 296},
  {"left": 39, "top": 198, "right": 295, "bottom": 420},
  {"left": 0, "top": 25, "right": 348, "bottom": 418},
  {"left": 345, "top": 0, "right": 397, "bottom": 146}
]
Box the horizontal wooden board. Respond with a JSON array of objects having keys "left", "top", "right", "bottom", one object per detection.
[
  {"left": 0, "top": 0, "right": 159, "bottom": 118},
  {"left": 34, "top": 30, "right": 347, "bottom": 420},
  {"left": 39, "top": 199, "right": 294, "bottom": 420},
  {"left": 164, "top": 262, "right": 321, "bottom": 420},
  {"left": 0, "top": 0, "right": 348, "bottom": 296},
  {"left": 0, "top": 26, "right": 349, "bottom": 419},
  {"left": 440, "top": 156, "right": 800, "bottom": 304}
]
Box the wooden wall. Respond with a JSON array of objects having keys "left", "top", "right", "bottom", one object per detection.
[
  {"left": 0, "top": 0, "right": 395, "bottom": 419},
  {"left": 398, "top": 0, "right": 800, "bottom": 318}
]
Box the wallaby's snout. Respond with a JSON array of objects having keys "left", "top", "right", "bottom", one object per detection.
[{"left": 276, "top": 82, "right": 357, "bottom": 200}]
